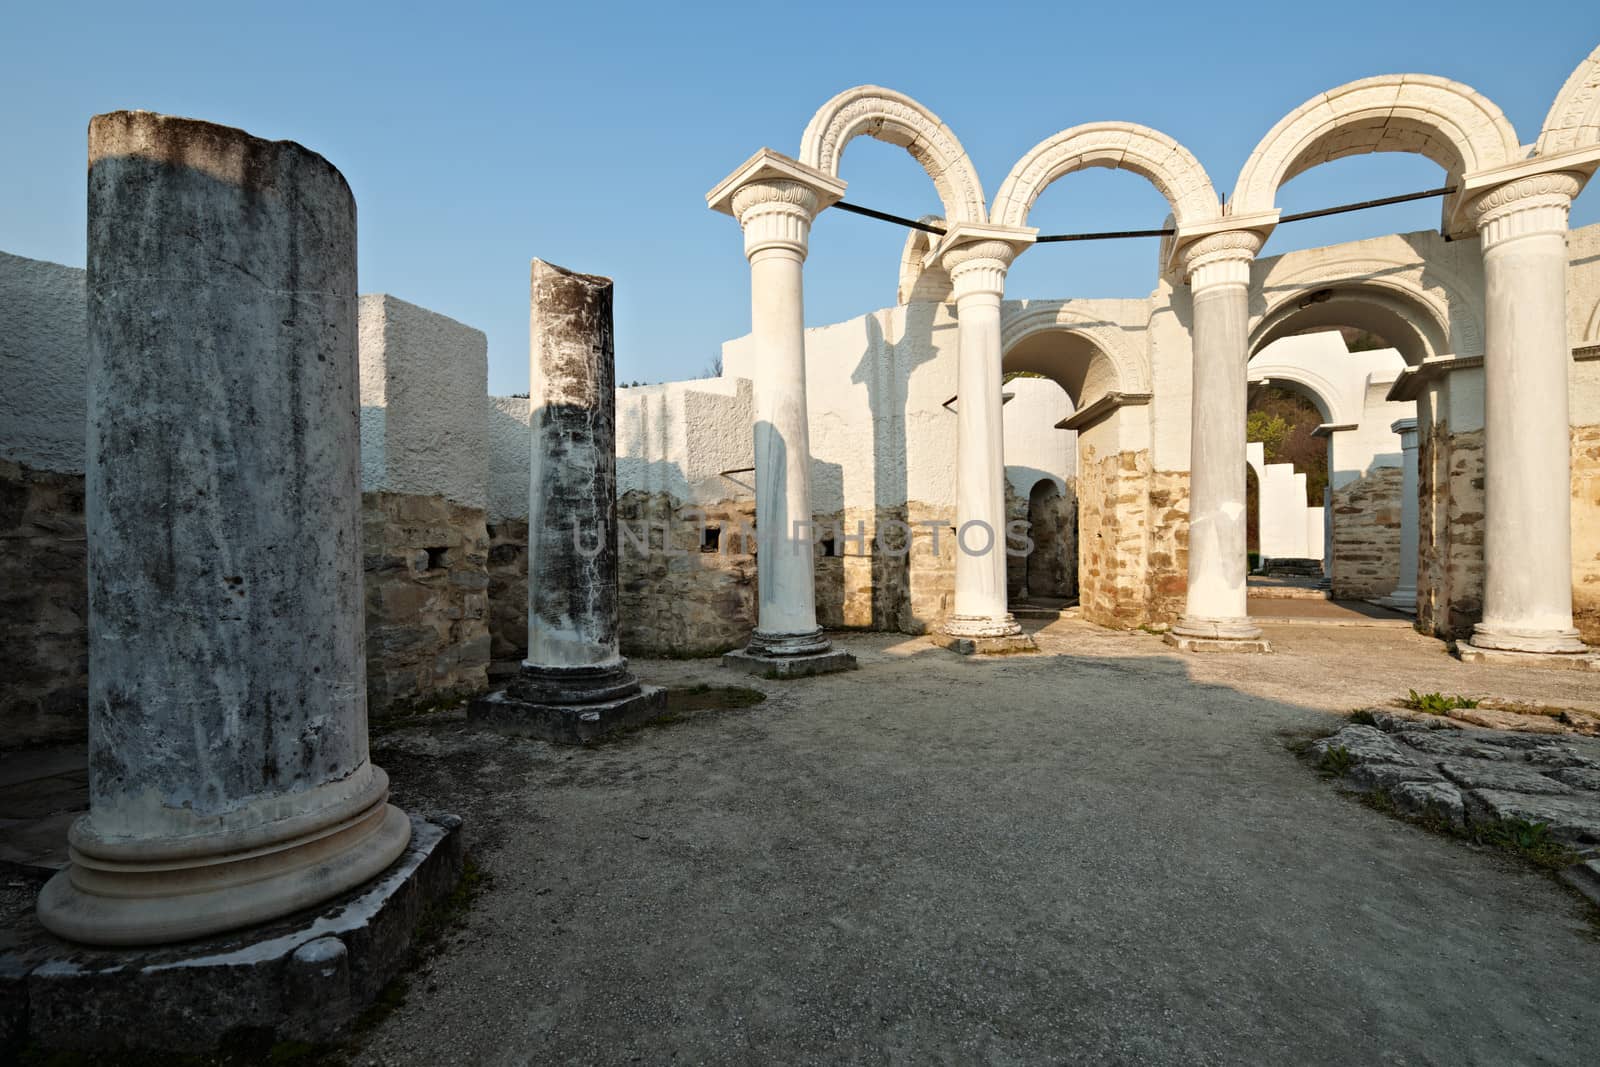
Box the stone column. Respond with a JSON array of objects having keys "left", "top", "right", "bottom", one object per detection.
[
  {"left": 707, "top": 151, "right": 855, "bottom": 677},
  {"left": 1167, "top": 231, "right": 1271, "bottom": 653},
  {"left": 1379, "top": 418, "right": 1419, "bottom": 614},
  {"left": 1467, "top": 173, "right": 1590, "bottom": 659},
  {"left": 469, "top": 261, "right": 666, "bottom": 740},
  {"left": 37, "top": 112, "right": 412, "bottom": 946},
  {"left": 935, "top": 238, "right": 1035, "bottom": 655}
]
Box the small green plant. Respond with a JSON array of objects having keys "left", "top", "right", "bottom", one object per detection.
[
  {"left": 1318, "top": 745, "right": 1354, "bottom": 777},
  {"left": 1403, "top": 689, "right": 1479, "bottom": 715}
]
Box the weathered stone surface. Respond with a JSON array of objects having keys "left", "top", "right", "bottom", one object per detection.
[
  {"left": 1447, "top": 706, "right": 1569, "bottom": 733},
  {"left": 925, "top": 631, "right": 1037, "bottom": 656},
  {"left": 362, "top": 491, "right": 490, "bottom": 715},
  {"left": 1550, "top": 767, "right": 1600, "bottom": 790},
  {"left": 1394, "top": 731, "right": 1513, "bottom": 760},
  {"left": 1388, "top": 780, "right": 1466, "bottom": 828},
  {"left": 1347, "top": 760, "right": 1443, "bottom": 792},
  {"left": 1416, "top": 425, "right": 1484, "bottom": 641},
  {"left": 616, "top": 491, "right": 757, "bottom": 657},
  {"left": 1573, "top": 425, "right": 1600, "bottom": 646},
  {"left": 1438, "top": 760, "right": 1574, "bottom": 795},
  {"left": 11, "top": 813, "right": 461, "bottom": 1053},
  {"left": 0, "top": 460, "right": 87, "bottom": 745},
  {"left": 1307, "top": 725, "right": 1416, "bottom": 767},
  {"left": 1370, "top": 710, "right": 1458, "bottom": 733},
  {"left": 1463, "top": 790, "right": 1600, "bottom": 846}
]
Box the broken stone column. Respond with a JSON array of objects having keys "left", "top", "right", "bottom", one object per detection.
[
  {"left": 468, "top": 260, "right": 665, "bottom": 741},
  {"left": 36, "top": 111, "right": 412, "bottom": 946}
]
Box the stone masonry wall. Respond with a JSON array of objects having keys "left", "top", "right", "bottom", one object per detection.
[
  {"left": 1571, "top": 425, "right": 1600, "bottom": 645},
  {"left": 361, "top": 491, "right": 490, "bottom": 714},
  {"left": 1077, "top": 445, "right": 1151, "bottom": 630},
  {"left": 1417, "top": 426, "right": 1485, "bottom": 639},
  {"left": 617, "top": 491, "right": 757, "bottom": 657},
  {"left": 485, "top": 519, "right": 528, "bottom": 683},
  {"left": 1144, "top": 470, "right": 1189, "bottom": 627},
  {"left": 0, "top": 460, "right": 88, "bottom": 744},
  {"left": 1329, "top": 466, "right": 1403, "bottom": 600},
  {"left": 813, "top": 503, "right": 956, "bottom": 634}
]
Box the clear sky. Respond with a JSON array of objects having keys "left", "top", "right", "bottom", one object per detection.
[{"left": 2, "top": 1, "right": 1596, "bottom": 394}]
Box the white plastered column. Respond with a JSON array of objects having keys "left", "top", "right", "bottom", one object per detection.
[
  {"left": 1170, "top": 230, "right": 1270, "bottom": 651},
  {"left": 1467, "top": 172, "right": 1589, "bottom": 654},
  {"left": 1380, "top": 417, "right": 1420, "bottom": 614},
  {"left": 707, "top": 151, "right": 851, "bottom": 665}
]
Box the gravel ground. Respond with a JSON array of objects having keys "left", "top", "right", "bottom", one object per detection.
[{"left": 356, "top": 620, "right": 1600, "bottom": 1065}]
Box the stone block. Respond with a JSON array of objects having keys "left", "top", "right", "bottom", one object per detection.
[
  {"left": 6, "top": 813, "right": 462, "bottom": 1054},
  {"left": 1438, "top": 760, "right": 1574, "bottom": 795},
  {"left": 1463, "top": 790, "right": 1600, "bottom": 847},
  {"left": 721, "top": 648, "right": 859, "bottom": 677},
  {"left": 468, "top": 686, "right": 668, "bottom": 744},
  {"left": 925, "top": 632, "right": 1038, "bottom": 656},
  {"left": 1162, "top": 633, "right": 1273, "bottom": 653},
  {"left": 1389, "top": 780, "right": 1466, "bottom": 828}
]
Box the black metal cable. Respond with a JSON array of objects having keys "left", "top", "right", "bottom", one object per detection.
[{"left": 831, "top": 185, "right": 1457, "bottom": 243}]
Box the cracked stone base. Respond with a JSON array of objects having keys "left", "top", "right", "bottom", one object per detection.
[
  {"left": 1163, "top": 633, "right": 1274, "bottom": 653},
  {"left": 722, "top": 647, "right": 858, "bottom": 678},
  {"left": 0, "top": 813, "right": 463, "bottom": 1056},
  {"left": 1455, "top": 645, "right": 1600, "bottom": 671},
  {"left": 468, "top": 685, "right": 668, "bottom": 743},
  {"left": 927, "top": 631, "right": 1038, "bottom": 656}
]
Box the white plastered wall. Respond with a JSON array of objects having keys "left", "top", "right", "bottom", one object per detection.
[
  {"left": 358, "top": 294, "right": 489, "bottom": 510},
  {"left": 0, "top": 251, "right": 87, "bottom": 473}
]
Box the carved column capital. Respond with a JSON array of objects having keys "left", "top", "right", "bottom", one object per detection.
[
  {"left": 730, "top": 180, "right": 820, "bottom": 260},
  {"left": 940, "top": 239, "right": 1017, "bottom": 301},
  {"left": 1467, "top": 171, "right": 1584, "bottom": 249},
  {"left": 1182, "top": 229, "right": 1262, "bottom": 292}
]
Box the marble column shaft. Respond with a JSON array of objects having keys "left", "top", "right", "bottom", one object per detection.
[
  {"left": 38, "top": 111, "right": 410, "bottom": 946},
  {"left": 1470, "top": 173, "right": 1587, "bottom": 654},
  {"left": 734, "top": 180, "right": 830, "bottom": 656},
  {"left": 941, "top": 242, "right": 1022, "bottom": 638},
  {"left": 1174, "top": 232, "right": 1266, "bottom": 644}
]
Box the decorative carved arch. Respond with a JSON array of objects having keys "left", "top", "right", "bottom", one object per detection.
[
  {"left": 1231, "top": 74, "right": 1521, "bottom": 217},
  {"left": 1249, "top": 246, "right": 1483, "bottom": 365},
  {"left": 1245, "top": 361, "right": 1349, "bottom": 426},
  {"left": 799, "top": 85, "right": 987, "bottom": 224},
  {"left": 896, "top": 217, "right": 953, "bottom": 304},
  {"left": 992, "top": 122, "right": 1222, "bottom": 229},
  {"left": 1000, "top": 302, "right": 1151, "bottom": 399},
  {"left": 1538, "top": 44, "right": 1600, "bottom": 156}
]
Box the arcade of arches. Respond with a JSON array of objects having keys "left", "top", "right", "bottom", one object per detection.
[{"left": 699, "top": 43, "right": 1600, "bottom": 664}]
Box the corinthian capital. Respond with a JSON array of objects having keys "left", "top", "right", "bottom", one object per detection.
[{"left": 706, "top": 148, "right": 847, "bottom": 262}]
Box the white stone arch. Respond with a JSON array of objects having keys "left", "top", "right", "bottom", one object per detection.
[
  {"left": 1586, "top": 298, "right": 1600, "bottom": 344},
  {"left": 992, "top": 122, "right": 1222, "bottom": 230},
  {"left": 1231, "top": 74, "right": 1522, "bottom": 217},
  {"left": 896, "top": 217, "right": 953, "bottom": 304},
  {"left": 1248, "top": 246, "right": 1484, "bottom": 365},
  {"left": 1245, "top": 362, "right": 1349, "bottom": 426},
  {"left": 1000, "top": 303, "right": 1151, "bottom": 400},
  {"left": 799, "top": 85, "right": 987, "bottom": 224},
  {"left": 1537, "top": 44, "right": 1600, "bottom": 156}
]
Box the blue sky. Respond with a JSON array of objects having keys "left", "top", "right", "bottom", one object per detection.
[{"left": 2, "top": 2, "right": 1596, "bottom": 394}]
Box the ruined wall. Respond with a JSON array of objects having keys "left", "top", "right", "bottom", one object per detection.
[
  {"left": 1144, "top": 470, "right": 1189, "bottom": 626},
  {"left": 1417, "top": 422, "right": 1485, "bottom": 639},
  {"left": 1077, "top": 444, "right": 1151, "bottom": 629},
  {"left": 619, "top": 492, "right": 757, "bottom": 657},
  {"left": 1329, "top": 465, "right": 1403, "bottom": 599},
  {"left": 1569, "top": 223, "right": 1600, "bottom": 645},
  {"left": 0, "top": 252, "right": 88, "bottom": 744},
  {"left": 358, "top": 295, "right": 490, "bottom": 712},
  {"left": 1571, "top": 426, "right": 1600, "bottom": 643}
]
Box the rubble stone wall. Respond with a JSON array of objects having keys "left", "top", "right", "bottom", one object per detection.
[{"left": 1329, "top": 465, "right": 1403, "bottom": 600}]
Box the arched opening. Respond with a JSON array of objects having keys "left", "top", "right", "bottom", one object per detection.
[{"left": 1000, "top": 320, "right": 1144, "bottom": 624}]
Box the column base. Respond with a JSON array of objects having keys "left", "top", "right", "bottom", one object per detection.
[
  {"left": 722, "top": 646, "right": 859, "bottom": 678},
  {"left": 1468, "top": 624, "right": 1588, "bottom": 655},
  {"left": 1372, "top": 588, "right": 1417, "bottom": 615},
  {"left": 37, "top": 791, "right": 412, "bottom": 947},
  {"left": 745, "top": 627, "right": 834, "bottom": 657},
  {"left": 927, "top": 630, "right": 1038, "bottom": 656},
  {"left": 12, "top": 813, "right": 462, "bottom": 1053},
  {"left": 1166, "top": 616, "right": 1271, "bottom": 653},
  {"left": 469, "top": 662, "right": 667, "bottom": 743},
  {"left": 1457, "top": 644, "right": 1600, "bottom": 671}
]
